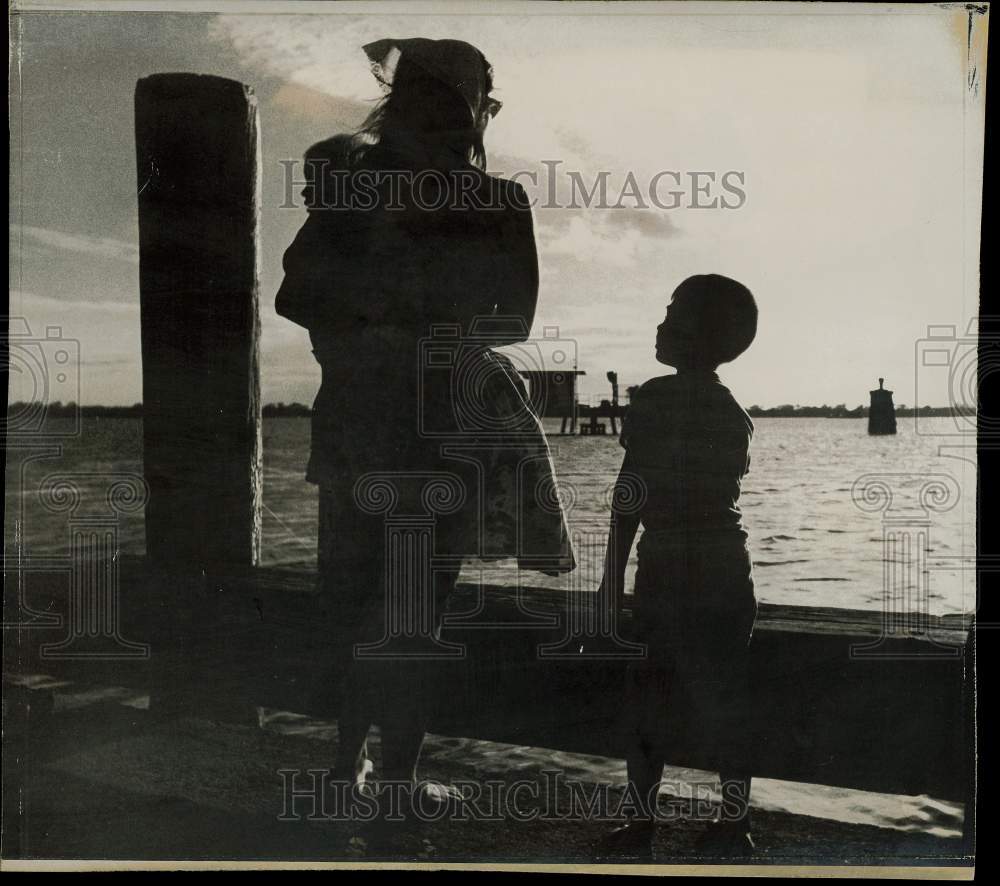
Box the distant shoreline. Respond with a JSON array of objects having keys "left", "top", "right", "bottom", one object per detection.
[{"left": 6, "top": 401, "right": 975, "bottom": 420}]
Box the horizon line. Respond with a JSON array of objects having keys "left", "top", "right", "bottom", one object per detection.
[{"left": 5, "top": 400, "right": 975, "bottom": 414}]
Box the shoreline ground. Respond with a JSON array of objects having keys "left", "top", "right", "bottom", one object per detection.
[{"left": 3, "top": 672, "right": 967, "bottom": 865}]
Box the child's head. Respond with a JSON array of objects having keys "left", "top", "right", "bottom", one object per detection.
[{"left": 655, "top": 274, "right": 757, "bottom": 370}]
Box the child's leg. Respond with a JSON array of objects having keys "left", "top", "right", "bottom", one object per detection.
[
  {"left": 719, "top": 772, "right": 752, "bottom": 829},
  {"left": 626, "top": 719, "right": 667, "bottom": 820},
  {"left": 715, "top": 619, "right": 755, "bottom": 832},
  {"left": 685, "top": 561, "right": 756, "bottom": 835},
  {"left": 696, "top": 620, "right": 756, "bottom": 850},
  {"left": 715, "top": 675, "right": 753, "bottom": 832},
  {"left": 693, "top": 773, "right": 754, "bottom": 858},
  {"left": 687, "top": 667, "right": 756, "bottom": 855},
  {"left": 595, "top": 661, "right": 669, "bottom": 857},
  {"left": 624, "top": 659, "right": 672, "bottom": 820}
]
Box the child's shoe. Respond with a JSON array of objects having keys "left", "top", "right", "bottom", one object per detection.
[
  {"left": 594, "top": 817, "right": 654, "bottom": 861},
  {"left": 693, "top": 820, "right": 755, "bottom": 858}
]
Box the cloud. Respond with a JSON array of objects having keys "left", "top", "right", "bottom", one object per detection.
[
  {"left": 537, "top": 205, "right": 677, "bottom": 268},
  {"left": 540, "top": 216, "right": 639, "bottom": 267},
  {"left": 270, "top": 81, "right": 369, "bottom": 125},
  {"left": 605, "top": 207, "right": 677, "bottom": 238},
  {"left": 206, "top": 15, "right": 380, "bottom": 105},
  {"left": 9, "top": 290, "right": 140, "bottom": 313},
  {"left": 12, "top": 225, "right": 139, "bottom": 264}
]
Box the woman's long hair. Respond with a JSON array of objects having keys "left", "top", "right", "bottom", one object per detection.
[{"left": 352, "top": 54, "right": 491, "bottom": 171}]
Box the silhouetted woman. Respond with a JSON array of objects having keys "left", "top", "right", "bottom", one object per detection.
[{"left": 276, "top": 37, "right": 574, "bottom": 831}]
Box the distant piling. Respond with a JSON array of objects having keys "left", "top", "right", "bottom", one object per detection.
[
  {"left": 606, "top": 370, "right": 620, "bottom": 436},
  {"left": 868, "top": 377, "right": 897, "bottom": 435},
  {"left": 135, "top": 74, "right": 262, "bottom": 570}
]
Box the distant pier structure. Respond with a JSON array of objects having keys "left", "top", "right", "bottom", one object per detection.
[
  {"left": 868, "top": 377, "right": 897, "bottom": 435},
  {"left": 580, "top": 371, "right": 627, "bottom": 436},
  {"left": 519, "top": 369, "right": 586, "bottom": 435}
]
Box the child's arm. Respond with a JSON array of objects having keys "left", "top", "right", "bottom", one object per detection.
[{"left": 601, "top": 450, "right": 642, "bottom": 614}]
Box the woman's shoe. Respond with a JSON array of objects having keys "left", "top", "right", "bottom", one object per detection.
[
  {"left": 324, "top": 766, "right": 377, "bottom": 822},
  {"left": 415, "top": 780, "right": 463, "bottom": 814},
  {"left": 594, "top": 818, "right": 654, "bottom": 861},
  {"left": 356, "top": 757, "right": 375, "bottom": 788}
]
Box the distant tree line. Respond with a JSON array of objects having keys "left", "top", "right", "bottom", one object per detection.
[
  {"left": 7, "top": 401, "right": 316, "bottom": 418},
  {"left": 7, "top": 401, "right": 145, "bottom": 418},
  {"left": 262, "top": 402, "right": 313, "bottom": 417},
  {"left": 744, "top": 404, "right": 975, "bottom": 418},
  {"left": 7, "top": 401, "right": 976, "bottom": 420}
]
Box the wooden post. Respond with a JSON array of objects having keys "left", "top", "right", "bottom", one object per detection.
[
  {"left": 135, "top": 74, "right": 262, "bottom": 572},
  {"left": 607, "top": 370, "right": 619, "bottom": 435}
]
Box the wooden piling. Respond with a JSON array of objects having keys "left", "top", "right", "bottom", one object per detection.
[
  {"left": 135, "top": 74, "right": 262, "bottom": 571},
  {"left": 868, "top": 377, "right": 897, "bottom": 435}
]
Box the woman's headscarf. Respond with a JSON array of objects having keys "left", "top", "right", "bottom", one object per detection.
[{"left": 363, "top": 38, "right": 501, "bottom": 124}]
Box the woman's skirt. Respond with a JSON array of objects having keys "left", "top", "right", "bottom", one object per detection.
[{"left": 312, "top": 344, "right": 576, "bottom": 579}]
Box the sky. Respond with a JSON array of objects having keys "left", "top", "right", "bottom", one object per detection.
[{"left": 8, "top": 2, "right": 987, "bottom": 409}]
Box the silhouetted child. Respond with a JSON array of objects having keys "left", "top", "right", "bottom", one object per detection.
[{"left": 597, "top": 274, "right": 759, "bottom": 860}]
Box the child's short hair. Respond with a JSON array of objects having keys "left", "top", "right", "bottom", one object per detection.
[{"left": 673, "top": 274, "right": 758, "bottom": 365}]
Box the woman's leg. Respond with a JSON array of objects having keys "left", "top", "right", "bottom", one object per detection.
[
  {"left": 330, "top": 652, "right": 374, "bottom": 785},
  {"left": 331, "top": 670, "right": 372, "bottom": 784},
  {"left": 379, "top": 699, "right": 427, "bottom": 785},
  {"left": 322, "top": 488, "right": 379, "bottom": 786},
  {"left": 377, "top": 564, "right": 461, "bottom": 787}
]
